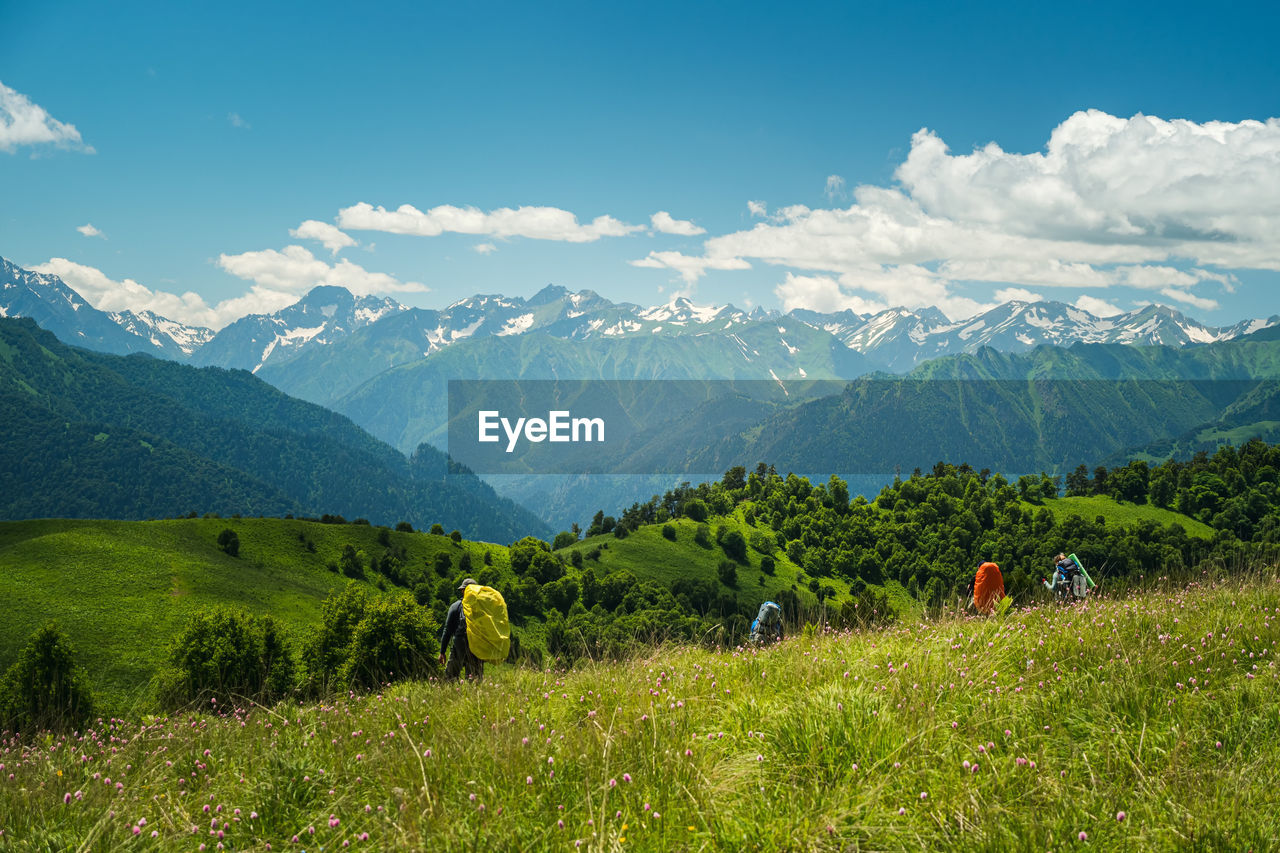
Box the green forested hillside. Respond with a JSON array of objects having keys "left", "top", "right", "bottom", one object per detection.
[
  {"left": 0, "top": 318, "right": 548, "bottom": 541},
  {"left": 324, "top": 327, "right": 869, "bottom": 454},
  {"left": 679, "top": 336, "right": 1280, "bottom": 476},
  {"left": 5, "top": 441, "right": 1276, "bottom": 717},
  {"left": 0, "top": 513, "right": 837, "bottom": 713}
]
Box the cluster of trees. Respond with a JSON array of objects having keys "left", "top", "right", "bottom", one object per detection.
[
  {"left": 1067, "top": 439, "right": 1280, "bottom": 542},
  {"left": 583, "top": 449, "right": 1280, "bottom": 609},
  {"left": 155, "top": 585, "right": 440, "bottom": 709}
]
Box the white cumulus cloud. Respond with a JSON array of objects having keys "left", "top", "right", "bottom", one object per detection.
[
  {"left": 472, "top": 242, "right": 497, "bottom": 255},
  {"left": 628, "top": 251, "right": 751, "bottom": 285},
  {"left": 289, "top": 220, "right": 357, "bottom": 255},
  {"left": 29, "top": 248, "right": 432, "bottom": 331},
  {"left": 0, "top": 82, "right": 94, "bottom": 154},
  {"left": 337, "top": 202, "right": 643, "bottom": 243},
  {"left": 217, "top": 245, "right": 427, "bottom": 297},
  {"left": 993, "top": 287, "right": 1043, "bottom": 303},
  {"left": 636, "top": 111, "right": 1280, "bottom": 315},
  {"left": 775, "top": 273, "right": 886, "bottom": 315},
  {"left": 30, "top": 258, "right": 251, "bottom": 329},
  {"left": 1073, "top": 294, "right": 1123, "bottom": 317},
  {"left": 1159, "top": 288, "right": 1219, "bottom": 311},
  {"left": 76, "top": 223, "right": 104, "bottom": 238},
  {"left": 650, "top": 211, "right": 706, "bottom": 236},
  {"left": 825, "top": 175, "right": 846, "bottom": 200}
]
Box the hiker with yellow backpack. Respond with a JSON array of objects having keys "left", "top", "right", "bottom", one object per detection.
[{"left": 439, "top": 577, "right": 511, "bottom": 682}]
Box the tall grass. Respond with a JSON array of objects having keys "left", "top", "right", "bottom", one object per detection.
[{"left": 3, "top": 571, "right": 1278, "bottom": 851}]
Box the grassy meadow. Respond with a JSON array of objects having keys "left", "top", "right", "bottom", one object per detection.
[
  {"left": 0, "top": 518, "right": 508, "bottom": 710},
  {"left": 1041, "top": 495, "right": 1215, "bottom": 539},
  {"left": 2, "top": 572, "right": 1277, "bottom": 851},
  {"left": 0, "top": 513, "right": 866, "bottom": 713}
]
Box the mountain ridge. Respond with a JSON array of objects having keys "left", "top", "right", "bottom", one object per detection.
[
  {"left": 0, "top": 316, "right": 549, "bottom": 541},
  {"left": 5, "top": 256, "right": 1274, "bottom": 382}
]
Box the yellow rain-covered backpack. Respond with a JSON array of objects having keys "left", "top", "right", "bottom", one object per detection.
[{"left": 462, "top": 584, "right": 510, "bottom": 663}]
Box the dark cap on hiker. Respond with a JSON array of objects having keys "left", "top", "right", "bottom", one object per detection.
[{"left": 458, "top": 577, "right": 478, "bottom": 591}]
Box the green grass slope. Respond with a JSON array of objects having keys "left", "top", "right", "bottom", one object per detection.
[
  {"left": 0, "top": 518, "right": 506, "bottom": 709},
  {"left": 0, "top": 510, "right": 871, "bottom": 713},
  {"left": 3, "top": 574, "right": 1277, "bottom": 850},
  {"left": 0, "top": 482, "right": 1226, "bottom": 715},
  {"left": 564, "top": 513, "right": 918, "bottom": 620},
  {"left": 1042, "top": 495, "right": 1215, "bottom": 539}
]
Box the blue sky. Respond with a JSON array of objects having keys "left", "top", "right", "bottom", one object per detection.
[{"left": 2, "top": 0, "right": 1279, "bottom": 329}]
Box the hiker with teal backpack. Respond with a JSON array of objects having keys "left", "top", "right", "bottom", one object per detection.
[
  {"left": 439, "top": 577, "right": 511, "bottom": 682},
  {"left": 750, "top": 601, "right": 784, "bottom": 646}
]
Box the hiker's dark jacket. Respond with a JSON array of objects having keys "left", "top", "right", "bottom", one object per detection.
[{"left": 440, "top": 600, "right": 465, "bottom": 649}]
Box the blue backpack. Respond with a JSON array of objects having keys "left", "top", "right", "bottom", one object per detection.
[{"left": 751, "top": 601, "right": 782, "bottom": 639}]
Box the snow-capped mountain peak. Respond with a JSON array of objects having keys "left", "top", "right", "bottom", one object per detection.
[
  {"left": 188, "top": 285, "right": 408, "bottom": 372},
  {"left": 109, "top": 309, "right": 214, "bottom": 358},
  {"left": 789, "top": 298, "right": 1279, "bottom": 371}
]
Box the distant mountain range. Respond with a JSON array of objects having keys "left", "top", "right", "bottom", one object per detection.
[
  {"left": 0, "top": 257, "right": 214, "bottom": 358},
  {"left": 7, "top": 253, "right": 1280, "bottom": 530},
  {"left": 5, "top": 256, "right": 1275, "bottom": 379},
  {"left": 675, "top": 328, "right": 1280, "bottom": 478}
]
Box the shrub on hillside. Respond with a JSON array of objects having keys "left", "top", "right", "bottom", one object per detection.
[
  {"left": 544, "top": 576, "right": 580, "bottom": 615},
  {"left": 685, "top": 499, "right": 709, "bottom": 522},
  {"left": 340, "top": 594, "right": 440, "bottom": 689},
  {"left": 722, "top": 529, "right": 748, "bottom": 563},
  {"left": 510, "top": 536, "right": 551, "bottom": 575},
  {"left": 0, "top": 623, "right": 95, "bottom": 734},
  {"left": 216, "top": 528, "right": 240, "bottom": 557},
  {"left": 717, "top": 560, "right": 738, "bottom": 588},
  {"left": 303, "top": 584, "right": 440, "bottom": 691},
  {"left": 662, "top": 523, "right": 677, "bottom": 541},
  {"left": 530, "top": 550, "right": 565, "bottom": 585},
  {"left": 340, "top": 544, "right": 364, "bottom": 578},
  {"left": 694, "top": 524, "right": 712, "bottom": 548},
  {"left": 302, "top": 583, "right": 370, "bottom": 690},
  {"left": 749, "top": 529, "right": 773, "bottom": 554},
  {"left": 160, "top": 609, "right": 294, "bottom": 708}
]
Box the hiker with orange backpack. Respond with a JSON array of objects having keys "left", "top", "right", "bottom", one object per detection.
[{"left": 972, "top": 559, "right": 1005, "bottom": 615}]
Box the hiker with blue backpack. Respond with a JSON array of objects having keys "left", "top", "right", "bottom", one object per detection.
[
  {"left": 439, "top": 577, "right": 511, "bottom": 682},
  {"left": 750, "top": 600, "right": 784, "bottom": 646},
  {"left": 1043, "top": 553, "right": 1095, "bottom": 601}
]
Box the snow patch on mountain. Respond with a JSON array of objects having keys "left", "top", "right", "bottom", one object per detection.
[{"left": 497, "top": 313, "right": 534, "bottom": 336}]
